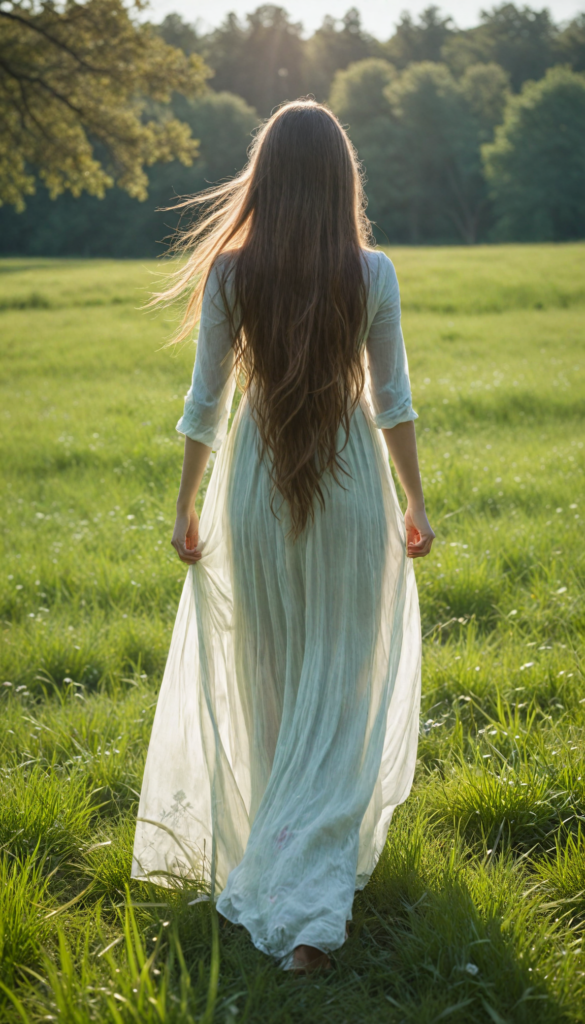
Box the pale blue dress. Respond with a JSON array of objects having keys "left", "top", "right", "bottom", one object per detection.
[{"left": 132, "top": 249, "right": 422, "bottom": 968}]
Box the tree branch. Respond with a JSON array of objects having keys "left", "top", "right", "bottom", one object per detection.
[{"left": 0, "top": 7, "right": 108, "bottom": 75}]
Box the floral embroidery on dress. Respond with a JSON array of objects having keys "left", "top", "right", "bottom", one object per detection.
[{"left": 161, "top": 790, "right": 193, "bottom": 822}]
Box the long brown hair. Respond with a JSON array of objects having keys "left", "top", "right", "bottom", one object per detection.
[{"left": 154, "top": 99, "right": 373, "bottom": 536}]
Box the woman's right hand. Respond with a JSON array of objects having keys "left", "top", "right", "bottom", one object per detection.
[{"left": 404, "top": 506, "right": 435, "bottom": 559}]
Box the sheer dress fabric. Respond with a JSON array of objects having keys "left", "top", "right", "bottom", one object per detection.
[{"left": 132, "top": 249, "right": 422, "bottom": 968}]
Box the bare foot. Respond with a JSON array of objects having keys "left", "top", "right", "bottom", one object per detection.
[{"left": 292, "top": 944, "right": 331, "bottom": 974}]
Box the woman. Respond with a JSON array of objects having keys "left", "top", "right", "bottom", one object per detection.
[{"left": 132, "top": 100, "right": 434, "bottom": 974}]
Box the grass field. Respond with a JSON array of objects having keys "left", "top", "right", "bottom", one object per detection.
[{"left": 0, "top": 243, "right": 584, "bottom": 1023}]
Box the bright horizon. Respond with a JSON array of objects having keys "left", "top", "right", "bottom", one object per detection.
[{"left": 144, "top": 0, "right": 585, "bottom": 39}]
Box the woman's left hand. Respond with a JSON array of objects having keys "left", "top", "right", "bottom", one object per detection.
[
  {"left": 404, "top": 506, "right": 435, "bottom": 559},
  {"left": 171, "top": 508, "right": 201, "bottom": 564}
]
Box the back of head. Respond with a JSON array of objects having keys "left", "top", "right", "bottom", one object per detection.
[{"left": 156, "top": 100, "right": 373, "bottom": 536}]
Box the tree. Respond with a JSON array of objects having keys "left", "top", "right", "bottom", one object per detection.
[
  {"left": 554, "top": 14, "right": 585, "bottom": 74},
  {"left": 387, "top": 62, "right": 492, "bottom": 243},
  {"left": 459, "top": 62, "right": 510, "bottom": 137},
  {"left": 329, "top": 57, "right": 397, "bottom": 123},
  {"left": 384, "top": 6, "right": 455, "bottom": 68},
  {"left": 200, "top": 6, "right": 305, "bottom": 116},
  {"left": 169, "top": 90, "right": 259, "bottom": 192},
  {"left": 0, "top": 89, "right": 259, "bottom": 257},
  {"left": 0, "top": 0, "right": 210, "bottom": 210},
  {"left": 329, "top": 59, "right": 400, "bottom": 238},
  {"left": 156, "top": 12, "right": 202, "bottom": 56},
  {"left": 304, "top": 8, "right": 381, "bottom": 100},
  {"left": 483, "top": 66, "right": 585, "bottom": 240},
  {"left": 442, "top": 3, "right": 556, "bottom": 91},
  {"left": 330, "top": 58, "right": 507, "bottom": 244}
]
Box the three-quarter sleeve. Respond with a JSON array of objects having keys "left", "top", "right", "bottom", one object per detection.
[
  {"left": 176, "top": 261, "right": 236, "bottom": 450},
  {"left": 365, "top": 253, "right": 418, "bottom": 431}
]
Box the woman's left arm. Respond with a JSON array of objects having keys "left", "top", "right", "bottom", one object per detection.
[
  {"left": 171, "top": 438, "right": 212, "bottom": 565},
  {"left": 367, "top": 253, "right": 434, "bottom": 559}
]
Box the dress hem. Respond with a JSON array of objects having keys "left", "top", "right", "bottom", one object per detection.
[{"left": 216, "top": 898, "right": 348, "bottom": 968}]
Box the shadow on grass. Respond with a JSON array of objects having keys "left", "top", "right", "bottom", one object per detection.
[{"left": 0, "top": 815, "right": 575, "bottom": 1024}]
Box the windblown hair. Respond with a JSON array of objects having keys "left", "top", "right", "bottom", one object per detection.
[{"left": 153, "top": 99, "right": 373, "bottom": 536}]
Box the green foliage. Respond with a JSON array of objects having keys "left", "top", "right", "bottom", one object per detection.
[
  {"left": 0, "top": 91, "right": 258, "bottom": 258},
  {"left": 169, "top": 90, "right": 259, "bottom": 187},
  {"left": 331, "top": 59, "right": 509, "bottom": 243},
  {"left": 156, "top": 12, "right": 201, "bottom": 56},
  {"left": 555, "top": 13, "right": 585, "bottom": 74},
  {"left": 0, "top": 0, "right": 210, "bottom": 211},
  {"left": 443, "top": 2, "right": 557, "bottom": 90},
  {"left": 198, "top": 5, "right": 306, "bottom": 117},
  {"left": 459, "top": 62, "right": 510, "bottom": 135},
  {"left": 384, "top": 4, "right": 456, "bottom": 68},
  {"left": 329, "top": 56, "right": 397, "bottom": 122},
  {"left": 160, "top": 1, "right": 583, "bottom": 114},
  {"left": 483, "top": 67, "right": 585, "bottom": 241},
  {"left": 194, "top": 4, "right": 386, "bottom": 111},
  {"left": 385, "top": 62, "right": 487, "bottom": 244},
  {"left": 304, "top": 8, "right": 383, "bottom": 101},
  {"left": 2, "top": 2, "right": 584, "bottom": 251},
  {"left": 328, "top": 59, "right": 406, "bottom": 241},
  {"left": 0, "top": 246, "right": 584, "bottom": 1020}
]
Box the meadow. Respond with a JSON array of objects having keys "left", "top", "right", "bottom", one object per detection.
[{"left": 0, "top": 243, "right": 584, "bottom": 1023}]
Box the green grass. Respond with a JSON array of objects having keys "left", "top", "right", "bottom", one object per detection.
[{"left": 0, "top": 242, "right": 583, "bottom": 1023}]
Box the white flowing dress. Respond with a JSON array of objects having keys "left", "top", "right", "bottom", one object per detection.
[{"left": 132, "top": 248, "right": 422, "bottom": 967}]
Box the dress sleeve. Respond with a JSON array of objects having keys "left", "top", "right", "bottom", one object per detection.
[
  {"left": 365, "top": 253, "right": 418, "bottom": 430},
  {"left": 176, "top": 262, "right": 236, "bottom": 450}
]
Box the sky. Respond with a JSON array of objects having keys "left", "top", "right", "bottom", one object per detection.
[{"left": 144, "top": 0, "right": 585, "bottom": 38}]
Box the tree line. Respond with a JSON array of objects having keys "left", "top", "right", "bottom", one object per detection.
[
  {"left": 161, "top": 2, "right": 584, "bottom": 112},
  {"left": 1, "top": 1, "right": 584, "bottom": 253}
]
